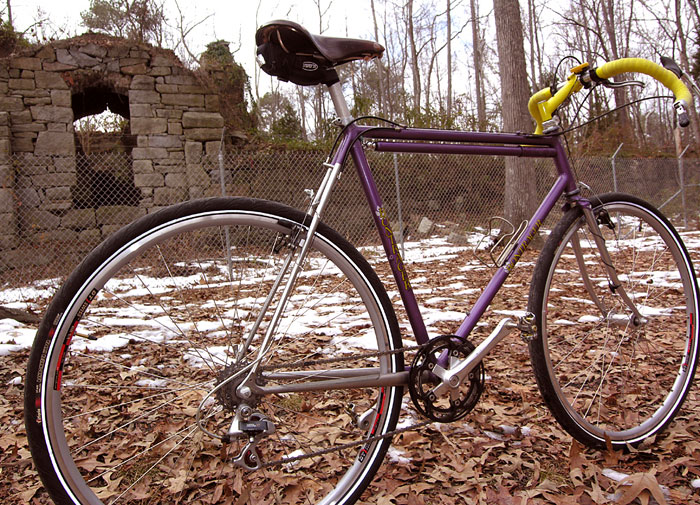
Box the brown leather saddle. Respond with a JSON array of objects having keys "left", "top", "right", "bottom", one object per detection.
[{"left": 255, "top": 20, "right": 384, "bottom": 86}]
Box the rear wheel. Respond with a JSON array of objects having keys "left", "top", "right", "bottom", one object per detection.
[
  {"left": 25, "top": 197, "right": 404, "bottom": 505},
  {"left": 528, "top": 193, "right": 699, "bottom": 448}
]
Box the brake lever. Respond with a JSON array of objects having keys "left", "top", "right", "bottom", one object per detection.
[{"left": 683, "top": 74, "right": 700, "bottom": 97}]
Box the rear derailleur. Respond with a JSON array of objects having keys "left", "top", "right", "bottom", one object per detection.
[{"left": 226, "top": 405, "right": 276, "bottom": 471}]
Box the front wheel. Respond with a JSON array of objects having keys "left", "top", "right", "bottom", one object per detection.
[
  {"left": 25, "top": 197, "right": 404, "bottom": 505},
  {"left": 528, "top": 193, "right": 699, "bottom": 449}
]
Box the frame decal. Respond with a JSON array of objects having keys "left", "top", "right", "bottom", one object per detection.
[
  {"left": 504, "top": 219, "right": 543, "bottom": 273},
  {"left": 376, "top": 207, "right": 411, "bottom": 290}
]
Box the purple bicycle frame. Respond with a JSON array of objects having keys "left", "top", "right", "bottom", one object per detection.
[{"left": 328, "top": 124, "right": 579, "bottom": 346}]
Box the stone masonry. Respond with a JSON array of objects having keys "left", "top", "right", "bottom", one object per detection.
[{"left": 0, "top": 34, "right": 225, "bottom": 269}]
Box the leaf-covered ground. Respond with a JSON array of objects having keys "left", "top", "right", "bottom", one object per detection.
[{"left": 2, "top": 229, "right": 700, "bottom": 504}]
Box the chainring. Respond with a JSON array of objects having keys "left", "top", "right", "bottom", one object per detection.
[{"left": 408, "top": 335, "right": 484, "bottom": 422}]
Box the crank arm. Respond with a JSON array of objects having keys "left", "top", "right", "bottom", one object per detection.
[{"left": 432, "top": 318, "right": 516, "bottom": 397}]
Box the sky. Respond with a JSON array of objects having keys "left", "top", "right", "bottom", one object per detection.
[{"left": 10, "top": 0, "right": 374, "bottom": 93}]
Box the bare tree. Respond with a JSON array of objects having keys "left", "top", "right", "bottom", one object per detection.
[
  {"left": 81, "top": 0, "right": 167, "bottom": 45},
  {"left": 494, "top": 0, "right": 537, "bottom": 226},
  {"left": 169, "top": 0, "right": 213, "bottom": 66},
  {"left": 688, "top": 0, "right": 700, "bottom": 28},
  {"left": 406, "top": 0, "right": 422, "bottom": 116},
  {"left": 311, "top": 0, "right": 334, "bottom": 140},
  {"left": 446, "top": 0, "right": 453, "bottom": 116},
  {"left": 370, "top": 0, "right": 386, "bottom": 112},
  {"left": 524, "top": 0, "right": 545, "bottom": 89},
  {"left": 556, "top": 0, "right": 637, "bottom": 133},
  {"left": 673, "top": 0, "right": 700, "bottom": 148},
  {"left": 470, "top": 0, "right": 487, "bottom": 128}
]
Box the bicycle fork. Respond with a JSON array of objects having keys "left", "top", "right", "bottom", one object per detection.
[{"left": 577, "top": 201, "right": 646, "bottom": 326}]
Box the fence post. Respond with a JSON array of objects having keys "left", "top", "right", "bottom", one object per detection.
[
  {"left": 218, "top": 128, "right": 227, "bottom": 197},
  {"left": 218, "top": 128, "right": 233, "bottom": 276},
  {"left": 611, "top": 143, "right": 623, "bottom": 193},
  {"left": 679, "top": 144, "right": 689, "bottom": 229},
  {"left": 393, "top": 153, "right": 405, "bottom": 257}
]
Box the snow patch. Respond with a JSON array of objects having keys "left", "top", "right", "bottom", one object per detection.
[
  {"left": 387, "top": 447, "right": 411, "bottom": 464},
  {"left": 0, "top": 318, "right": 36, "bottom": 355}
]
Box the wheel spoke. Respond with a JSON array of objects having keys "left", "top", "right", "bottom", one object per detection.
[
  {"left": 535, "top": 196, "right": 698, "bottom": 448},
  {"left": 30, "top": 200, "right": 403, "bottom": 505}
]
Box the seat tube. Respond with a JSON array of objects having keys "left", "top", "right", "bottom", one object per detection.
[
  {"left": 348, "top": 140, "right": 430, "bottom": 343},
  {"left": 328, "top": 82, "right": 353, "bottom": 125}
]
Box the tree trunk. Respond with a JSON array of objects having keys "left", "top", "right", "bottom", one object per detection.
[
  {"left": 674, "top": 0, "right": 700, "bottom": 147},
  {"left": 526, "top": 0, "right": 543, "bottom": 88},
  {"left": 370, "top": 0, "right": 385, "bottom": 113},
  {"left": 470, "top": 0, "right": 486, "bottom": 129},
  {"left": 406, "top": 0, "right": 421, "bottom": 117},
  {"left": 297, "top": 88, "right": 308, "bottom": 141},
  {"left": 600, "top": 0, "right": 631, "bottom": 133},
  {"left": 446, "top": 0, "right": 453, "bottom": 117},
  {"left": 688, "top": 0, "right": 700, "bottom": 28},
  {"left": 494, "top": 0, "right": 537, "bottom": 227}
]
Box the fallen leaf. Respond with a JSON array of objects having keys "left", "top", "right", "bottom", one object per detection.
[{"left": 616, "top": 472, "right": 668, "bottom": 505}]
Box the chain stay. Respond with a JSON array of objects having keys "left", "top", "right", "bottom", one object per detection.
[{"left": 247, "top": 342, "right": 429, "bottom": 469}]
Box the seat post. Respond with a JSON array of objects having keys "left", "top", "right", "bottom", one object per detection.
[{"left": 328, "top": 82, "right": 354, "bottom": 126}]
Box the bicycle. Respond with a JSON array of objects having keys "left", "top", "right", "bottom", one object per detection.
[{"left": 25, "top": 19, "right": 699, "bottom": 505}]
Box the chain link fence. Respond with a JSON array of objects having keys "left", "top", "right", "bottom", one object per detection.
[{"left": 1, "top": 148, "right": 699, "bottom": 311}]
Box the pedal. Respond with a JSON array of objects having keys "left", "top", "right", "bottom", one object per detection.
[{"left": 517, "top": 312, "right": 537, "bottom": 342}]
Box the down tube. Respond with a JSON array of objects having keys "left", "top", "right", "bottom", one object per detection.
[
  {"left": 455, "top": 174, "right": 571, "bottom": 338},
  {"left": 348, "top": 142, "right": 430, "bottom": 344}
]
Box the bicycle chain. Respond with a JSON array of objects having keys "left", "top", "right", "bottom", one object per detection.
[{"left": 254, "top": 342, "right": 432, "bottom": 469}]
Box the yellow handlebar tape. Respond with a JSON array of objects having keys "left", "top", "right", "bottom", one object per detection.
[
  {"left": 595, "top": 57, "right": 691, "bottom": 104},
  {"left": 528, "top": 57, "right": 692, "bottom": 135}
]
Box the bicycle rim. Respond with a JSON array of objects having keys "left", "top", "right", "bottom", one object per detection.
[
  {"left": 534, "top": 195, "right": 699, "bottom": 446},
  {"left": 28, "top": 198, "right": 403, "bottom": 505}
]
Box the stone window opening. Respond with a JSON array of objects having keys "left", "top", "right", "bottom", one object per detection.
[{"left": 71, "top": 85, "right": 139, "bottom": 209}]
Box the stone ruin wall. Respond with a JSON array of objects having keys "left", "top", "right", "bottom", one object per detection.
[{"left": 0, "top": 35, "right": 225, "bottom": 269}]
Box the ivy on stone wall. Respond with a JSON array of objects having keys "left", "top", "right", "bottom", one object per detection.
[{"left": 199, "top": 40, "right": 253, "bottom": 136}]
